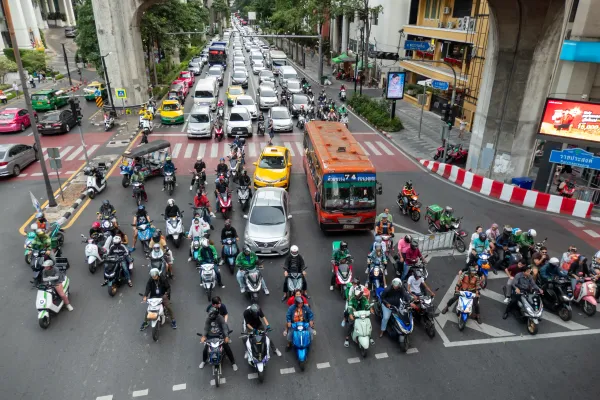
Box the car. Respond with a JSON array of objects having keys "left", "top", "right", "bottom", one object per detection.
[
  {"left": 245, "top": 42, "right": 252, "bottom": 52},
  {"left": 233, "top": 66, "right": 249, "bottom": 78},
  {"left": 257, "top": 85, "right": 279, "bottom": 110},
  {"left": 289, "top": 94, "right": 310, "bottom": 118},
  {"left": 226, "top": 106, "right": 252, "bottom": 137},
  {"left": 31, "top": 89, "right": 69, "bottom": 111},
  {"left": 178, "top": 71, "right": 195, "bottom": 88},
  {"left": 253, "top": 146, "right": 292, "bottom": 191},
  {"left": 244, "top": 187, "right": 292, "bottom": 256},
  {"left": 65, "top": 26, "right": 77, "bottom": 38},
  {"left": 159, "top": 100, "right": 185, "bottom": 125},
  {"left": 226, "top": 85, "right": 245, "bottom": 106},
  {"left": 234, "top": 56, "right": 245, "bottom": 65},
  {"left": 188, "top": 61, "right": 202, "bottom": 75},
  {"left": 0, "top": 108, "right": 37, "bottom": 133},
  {"left": 268, "top": 106, "right": 293, "bottom": 132},
  {"left": 235, "top": 95, "right": 258, "bottom": 119},
  {"left": 250, "top": 51, "right": 264, "bottom": 66},
  {"left": 286, "top": 79, "right": 303, "bottom": 94},
  {"left": 260, "top": 80, "right": 278, "bottom": 95},
  {"left": 0, "top": 143, "right": 38, "bottom": 177},
  {"left": 207, "top": 66, "right": 224, "bottom": 86},
  {"left": 252, "top": 60, "right": 265, "bottom": 75},
  {"left": 233, "top": 60, "right": 246, "bottom": 70},
  {"left": 259, "top": 70, "right": 275, "bottom": 84},
  {"left": 187, "top": 105, "right": 214, "bottom": 138},
  {"left": 233, "top": 50, "right": 244, "bottom": 58},
  {"left": 171, "top": 79, "right": 190, "bottom": 98},
  {"left": 231, "top": 70, "right": 249, "bottom": 88},
  {"left": 37, "top": 110, "right": 78, "bottom": 135}
]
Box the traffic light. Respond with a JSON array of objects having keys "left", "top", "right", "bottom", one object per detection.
[
  {"left": 447, "top": 108, "right": 455, "bottom": 129},
  {"left": 441, "top": 103, "right": 448, "bottom": 122},
  {"left": 369, "top": 51, "right": 400, "bottom": 61},
  {"left": 68, "top": 98, "right": 82, "bottom": 122}
]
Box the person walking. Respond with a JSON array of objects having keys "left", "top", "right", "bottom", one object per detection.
[
  {"left": 458, "top": 119, "right": 467, "bottom": 139},
  {"left": 12, "top": 82, "right": 19, "bottom": 98}
]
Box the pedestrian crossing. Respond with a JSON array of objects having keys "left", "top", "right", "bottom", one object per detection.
[{"left": 41, "top": 144, "right": 100, "bottom": 161}]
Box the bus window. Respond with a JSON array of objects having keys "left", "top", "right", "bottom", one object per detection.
[{"left": 323, "top": 181, "right": 376, "bottom": 210}]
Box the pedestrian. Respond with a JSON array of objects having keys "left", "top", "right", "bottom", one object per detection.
[
  {"left": 0, "top": 89, "right": 7, "bottom": 104},
  {"left": 51, "top": 74, "right": 56, "bottom": 86},
  {"left": 458, "top": 119, "right": 467, "bottom": 139},
  {"left": 12, "top": 81, "right": 19, "bottom": 98},
  {"left": 41, "top": 71, "right": 46, "bottom": 82},
  {"left": 37, "top": 71, "right": 41, "bottom": 83},
  {"left": 29, "top": 76, "right": 36, "bottom": 88},
  {"left": 268, "top": 117, "right": 274, "bottom": 145}
]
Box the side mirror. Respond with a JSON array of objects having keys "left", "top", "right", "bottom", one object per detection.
[
  {"left": 287, "top": 215, "right": 293, "bottom": 219},
  {"left": 253, "top": 161, "right": 258, "bottom": 166},
  {"left": 288, "top": 163, "right": 292, "bottom": 167},
  {"left": 243, "top": 215, "right": 248, "bottom": 219},
  {"left": 314, "top": 192, "right": 321, "bottom": 203}
]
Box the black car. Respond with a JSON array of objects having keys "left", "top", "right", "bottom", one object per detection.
[{"left": 37, "top": 110, "right": 78, "bottom": 135}]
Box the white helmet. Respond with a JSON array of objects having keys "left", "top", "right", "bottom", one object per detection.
[
  {"left": 197, "top": 156, "right": 203, "bottom": 161},
  {"left": 167, "top": 199, "right": 175, "bottom": 206},
  {"left": 528, "top": 228, "right": 537, "bottom": 238},
  {"left": 149, "top": 268, "right": 160, "bottom": 277},
  {"left": 30, "top": 223, "right": 38, "bottom": 231},
  {"left": 113, "top": 235, "right": 122, "bottom": 245},
  {"left": 42, "top": 259, "right": 54, "bottom": 268},
  {"left": 290, "top": 245, "right": 299, "bottom": 256},
  {"left": 201, "top": 238, "right": 209, "bottom": 248}
]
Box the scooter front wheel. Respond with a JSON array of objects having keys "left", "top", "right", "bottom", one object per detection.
[
  {"left": 400, "top": 335, "right": 410, "bottom": 353},
  {"left": 558, "top": 305, "right": 572, "bottom": 321},
  {"left": 152, "top": 322, "right": 160, "bottom": 341},
  {"left": 39, "top": 314, "right": 50, "bottom": 329},
  {"left": 109, "top": 284, "right": 117, "bottom": 297},
  {"left": 258, "top": 369, "right": 265, "bottom": 382},
  {"left": 361, "top": 346, "right": 367, "bottom": 358},
  {"left": 89, "top": 261, "right": 97, "bottom": 274},
  {"left": 583, "top": 301, "right": 597, "bottom": 316},
  {"left": 88, "top": 190, "right": 96, "bottom": 199},
  {"left": 457, "top": 316, "right": 466, "bottom": 331},
  {"left": 425, "top": 319, "right": 436, "bottom": 338},
  {"left": 527, "top": 318, "right": 538, "bottom": 335},
  {"left": 122, "top": 176, "right": 130, "bottom": 188}
]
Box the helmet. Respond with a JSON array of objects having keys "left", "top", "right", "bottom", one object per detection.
[
  {"left": 340, "top": 241, "right": 348, "bottom": 251},
  {"left": 197, "top": 156, "right": 203, "bottom": 161},
  {"left": 243, "top": 245, "right": 251, "bottom": 255},
  {"left": 113, "top": 236, "right": 122, "bottom": 245},
  {"left": 30, "top": 223, "right": 38, "bottom": 231},
  {"left": 578, "top": 255, "right": 588, "bottom": 265},
  {"left": 478, "top": 232, "right": 487, "bottom": 242},
  {"left": 165, "top": 156, "right": 171, "bottom": 162},
  {"left": 152, "top": 231, "right": 161, "bottom": 241},
  {"left": 249, "top": 303, "right": 260, "bottom": 315},
  {"left": 224, "top": 219, "right": 231, "bottom": 227},
  {"left": 294, "top": 296, "right": 304, "bottom": 305},
  {"left": 374, "top": 243, "right": 382, "bottom": 251},
  {"left": 219, "top": 176, "right": 224, "bottom": 182},
  {"left": 42, "top": 259, "right": 54, "bottom": 268},
  {"left": 290, "top": 245, "right": 299, "bottom": 257},
  {"left": 92, "top": 221, "right": 101, "bottom": 229},
  {"left": 469, "top": 265, "right": 477, "bottom": 274},
  {"left": 201, "top": 238, "right": 209, "bottom": 248},
  {"left": 208, "top": 306, "right": 219, "bottom": 320},
  {"left": 102, "top": 200, "right": 110, "bottom": 206},
  {"left": 391, "top": 278, "right": 401, "bottom": 288},
  {"left": 374, "top": 236, "right": 382, "bottom": 244},
  {"left": 36, "top": 212, "right": 44, "bottom": 219},
  {"left": 36, "top": 229, "right": 45, "bottom": 236},
  {"left": 404, "top": 235, "right": 412, "bottom": 243},
  {"left": 527, "top": 229, "right": 537, "bottom": 238},
  {"left": 405, "top": 180, "right": 413, "bottom": 190},
  {"left": 549, "top": 257, "right": 560, "bottom": 268},
  {"left": 503, "top": 225, "right": 512, "bottom": 235},
  {"left": 220, "top": 157, "right": 225, "bottom": 162},
  {"left": 354, "top": 287, "right": 363, "bottom": 299},
  {"left": 242, "top": 170, "right": 247, "bottom": 176},
  {"left": 410, "top": 240, "right": 418, "bottom": 250},
  {"left": 192, "top": 240, "right": 200, "bottom": 250},
  {"left": 414, "top": 269, "right": 423, "bottom": 278},
  {"left": 138, "top": 205, "right": 145, "bottom": 212},
  {"left": 152, "top": 243, "right": 161, "bottom": 253},
  {"left": 381, "top": 214, "right": 389, "bottom": 220},
  {"left": 167, "top": 199, "right": 175, "bottom": 206},
  {"left": 444, "top": 206, "right": 453, "bottom": 214}
]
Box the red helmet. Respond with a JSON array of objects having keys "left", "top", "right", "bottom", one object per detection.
[{"left": 92, "top": 221, "right": 101, "bottom": 229}]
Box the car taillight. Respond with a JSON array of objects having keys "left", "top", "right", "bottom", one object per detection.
[
  {"left": 52, "top": 123, "right": 62, "bottom": 127},
  {"left": 37, "top": 124, "right": 42, "bottom": 129},
  {"left": 0, "top": 162, "right": 8, "bottom": 166}
]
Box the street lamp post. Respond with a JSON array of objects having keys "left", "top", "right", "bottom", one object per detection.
[
  {"left": 100, "top": 53, "right": 117, "bottom": 114},
  {"left": 2, "top": 0, "right": 56, "bottom": 207}
]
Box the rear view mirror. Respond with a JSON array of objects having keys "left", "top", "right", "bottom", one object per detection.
[
  {"left": 287, "top": 215, "right": 293, "bottom": 220},
  {"left": 243, "top": 215, "right": 248, "bottom": 219}
]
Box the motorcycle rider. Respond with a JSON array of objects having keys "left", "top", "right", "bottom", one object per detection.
[
  {"left": 150, "top": 242, "right": 171, "bottom": 277},
  {"left": 515, "top": 228, "right": 537, "bottom": 264},
  {"left": 235, "top": 246, "right": 269, "bottom": 295},
  {"left": 593, "top": 250, "right": 600, "bottom": 272},
  {"left": 149, "top": 230, "right": 174, "bottom": 276},
  {"left": 187, "top": 217, "right": 210, "bottom": 262},
  {"left": 502, "top": 255, "right": 527, "bottom": 303},
  {"left": 344, "top": 286, "right": 375, "bottom": 347},
  {"left": 190, "top": 156, "right": 206, "bottom": 191},
  {"left": 401, "top": 240, "right": 425, "bottom": 281},
  {"left": 214, "top": 175, "right": 230, "bottom": 204},
  {"left": 199, "top": 307, "right": 237, "bottom": 371},
  {"left": 379, "top": 278, "right": 414, "bottom": 337},
  {"left": 407, "top": 269, "right": 435, "bottom": 297},
  {"left": 568, "top": 255, "right": 591, "bottom": 291},
  {"left": 197, "top": 238, "right": 224, "bottom": 288},
  {"left": 257, "top": 112, "right": 265, "bottom": 134},
  {"left": 31, "top": 228, "right": 55, "bottom": 262},
  {"left": 220, "top": 219, "right": 239, "bottom": 264},
  {"left": 503, "top": 266, "right": 543, "bottom": 319},
  {"left": 36, "top": 212, "right": 47, "bottom": 230},
  {"left": 140, "top": 268, "right": 177, "bottom": 330},
  {"left": 243, "top": 303, "right": 282, "bottom": 356},
  {"left": 104, "top": 235, "right": 133, "bottom": 287},
  {"left": 441, "top": 265, "right": 482, "bottom": 324},
  {"left": 560, "top": 245, "right": 579, "bottom": 270},
  {"left": 164, "top": 198, "right": 181, "bottom": 220},
  {"left": 129, "top": 166, "right": 148, "bottom": 202},
  {"left": 397, "top": 235, "right": 412, "bottom": 260},
  {"left": 162, "top": 156, "right": 177, "bottom": 191},
  {"left": 238, "top": 169, "right": 252, "bottom": 190},
  {"left": 132, "top": 205, "right": 151, "bottom": 249},
  {"left": 207, "top": 296, "right": 229, "bottom": 322},
  {"left": 89, "top": 221, "right": 103, "bottom": 239},
  {"left": 367, "top": 242, "right": 388, "bottom": 276},
  {"left": 41, "top": 259, "right": 73, "bottom": 311},
  {"left": 539, "top": 256, "right": 567, "bottom": 284},
  {"left": 467, "top": 232, "right": 492, "bottom": 272},
  {"left": 282, "top": 245, "right": 308, "bottom": 301},
  {"left": 193, "top": 189, "right": 216, "bottom": 229},
  {"left": 330, "top": 241, "right": 351, "bottom": 291},
  {"left": 374, "top": 214, "right": 394, "bottom": 240},
  {"left": 486, "top": 223, "right": 500, "bottom": 242},
  {"left": 318, "top": 89, "right": 327, "bottom": 104},
  {"left": 493, "top": 225, "right": 515, "bottom": 271},
  {"left": 284, "top": 296, "right": 315, "bottom": 350},
  {"left": 98, "top": 200, "right": 117, "bottom": 226},
  {"left": 399, "top": 181, "right": 417, "bottom": 215},
  {"left": 327, "top": 107, "right": 337, "bottom": 121},
  {"left": 216, "top": 157, "right": 228, "bottom": 177},
  {"left": 438, "top": 206, "right": 458, "bottom": 232}
]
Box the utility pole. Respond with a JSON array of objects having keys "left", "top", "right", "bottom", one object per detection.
[
  {"left": 61, "top": 43, "right": 73, "bottom": 86},
  {"left": 101, "top": 53, "right": 117, "bottom": 114},
  {"left": 318, "top": 23, "right": 323, "bottom": 85},
  {"left": 2, "top": 0, "right": 56, "bottom": 207}
]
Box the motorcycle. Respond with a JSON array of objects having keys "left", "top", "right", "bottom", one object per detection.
[
  {"left": 24, "top": 228, "right": 36, "bottom": 264},
  {"left": 120, "top": 160, "right": 134, "bottom": 188},
  {"left": 84, "top": 164, "right": 107, "bottom": 199},
  {"left": 414, "top": 293, "right": 437, "bottom": 338},
  {"left": 191, "top": 170, "right": 206, "bottom": 192},
  {"left": 133, "top": 220, "right": 155, "bottom": 255},
  {"left": 217, "top": 105, "right": 225, "bottom": 122},
  {"left": 340, "top": 113, "right": 348, "bottom": 128},
  {"left": 402, "top": 255, "right": 429, "bottom": 281},
  {"left": 242, "top": 328, "right": 272, "bottom": 382},
  {"left": 228, "top": 158, "right": 240, "bottom": 183},
  {"left": 48, "top": 221, "right": 65, "bottom": 249},
  {"left": 446, "top": 144, "right": 468, "bottom": 164},
  {"left": 81, "top": 233, "right": 111, "bottom": 273},
  {"left": 506, "top": 289, "right": 544, "bottom": 335},
  {"left": 222, "top": 238, "right": 238, "bottom": 274},
  {"left": 217, "top": 191, "right": 232, "bottom": 218},
  {"left": 350, "top": 309, "right": 373, "bottom": 357},
  {"left": 286, "top": 272, "right": 304, "bottom": 298},
  {"left": 540, "top": 276, "right": 573, "bottom": 321},
  {"left": 456, "top": 290, "right": 476, "bottom": 331},
  {"left": 132, "top": 182, "right": 145, "bottom": 206},
  {"left": 291, "top": 321, "right": 312, "bottom": 371},
  {"left": 163, "top": 171, "right": 176, "bottom": 195},
  {"left": 433, "top": 141, "right": 447, "bottom": 161},
  {"left": 29, "top": 249, "right": 68, "bottom": 287},
  {"left": 477, "top": 253, "right": 492, "bottom": 290},
  {"left": 244, "top": 266, "right": 264, "bottom": 304},
  {"left": 149, "top": 249, "right": 168, "bottom": 278},
  {"left": 197, "top": 333, "right": 229, "bottom": 387},
  {"left": 36, "top": 272, "right": 71, "bottom": 329},
  {"left": 104, "top": 115, "right": 114, "bottom": 131},
  {"left": 162, "top": 212, "right": 184, "bottom": 248},
  {"left": 427, "top": 214, "right": 467, "bottom": 253},
  {"left": 339, "top": 89, "right": 347, "bottom": 101},
  {"left": 141, "top": 293, "right": 170, "bottom": 342},
  {"left": 557, "top": 179, "right": 576, "bottom": 198},
  {"left": 333, "top": 256, "right": 354, "bottom": 300},
  {"left": 375, "top": 292, "right": 414, "bottom": 352},
  {"left": 396, "top": 193, "right": 421, "bottom": 222},
  {"left": 237, "top": 185, "right": 251, "bottom": 211},
  {"left": 257, "top": 121, "right": 265, "bottom": 136},
  {"left": 367, "top": 261, "right": 385, "bottom": 291},
  {"left": 215, "top": 125, "right": 224, "bottom": 142},
  {"left": 296, "top": 113, "right": 306, "bottom": 130},
  {"left": 104, "top": 254, "right": 130, "bottom": 297},
  {"left": 198, "top": 262, "right": 217, "bottom": 301},
  {"left": 379, "top": 234, "right": 393, "bottom": 258},
  {"left": 573, "top": 276, "right": 597, "bottom": 316}
]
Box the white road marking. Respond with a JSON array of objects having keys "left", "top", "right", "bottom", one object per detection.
[
  {"left": 357, "top": 143, "right": 369, "bottom": 155},
  {"left": 150, "top": 133, "right": 188, "bottom": 136},
  {"left": 59, "top": 146, "right": 74, "bottom": 158},
  {"left": 223, "top": 143, "right": 230, "bottom": 158},
  {"left": 248, "top": 373, "right": 258, "bottom": 380},
  {"left": 172, "top": 383, "right": 186, "bottom": 391},
  {"left": 406, "top": 348, "right": 419, "bottom": 354},
  {"left": 210, "top": 378, "right": 226, "bottom": 385},
  {"left": 347, "top": 357, "right": 361, "bottom": 364},
  {"left": 316, "top": 362, "right": 330, "bottom": 369},
  {"left": 132, "top": 389, "right": 148, "bottom": 397},
  {"left": 445, "top": 328, "right": 600, "bottom": 348},
  {"left": 96, "top": 396, "right": 113, "bottom": 400},
  {"left": 280, "top": 367, "right": 296, "bottom": 374},
  {"left": 584, "top": 229, "right": 600, "bottom": 238},
  {"left": 294, "top": 141, "right": 304, "bottom": 156},
  {"left": 31, "top": 172, "right": 43, "bottom": 176},
  {"left": 375, "top": 352, "right": 388, "bottom": 359},
  {"left": 364, "top": 141, "right": 382, "bottom": 156},
  {"left": 28, "top": 132, "right": 33, "bottom": 136},
  {"left": 376, "top": 141, "right": 395, "bottom": 155},
  {"left": 569, "top": 220, "right": 585, "bottom": 228},
  {"left": 352, "top": 131, "right": 377, "bottom": 135},
  {"left": 65, "top": 170, "right": 77, "bottom": 174},
  {"left": 210, "top": 143, "right": 219, "bottom": 158},
  {"left": 197, "top": 143, "right": 206, "bottom": 159},
  {"left": 82, "top": 144, "right": 99, "bottom": 159},
  {"left": 184, "top": 143, "right": 194, "bottom": 158},
  {"left": 248, "top": 142, "right": 257, "bottom": 157},
  {"left": 15, "top": 173, "right": 27, "bottom": 177},
  {"left": 65, "top": 146, "right": 83, "bottom": 161},
  {"left": 181, "top": 118, "right": 189, "bottom": 132},
  {"left": 284, "top": 141, "right": 295, "bottom": 156},
  {"left": 172, "top": 143, "right": 183, "bottom": 158}
]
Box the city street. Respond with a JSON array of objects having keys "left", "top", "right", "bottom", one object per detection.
[{"left": 3, "top": 32, "right": 600, "bottom": 400}]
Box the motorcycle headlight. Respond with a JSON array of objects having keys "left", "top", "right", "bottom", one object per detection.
[{"left": 562, "top": 295, "right": 572, "bottom": 301}]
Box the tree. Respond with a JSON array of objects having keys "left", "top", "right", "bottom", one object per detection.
[
  {"left": 74, "top": 0, "right": 102, "bottom": 71},
  {"left": 0, "top": 56, "right": 18, "bottom": 84}
]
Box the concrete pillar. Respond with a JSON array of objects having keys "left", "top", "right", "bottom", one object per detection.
[
  {"left": 467, "top": 0, "right": 566, "bottom": 181},
  {"left": 34, "top": 3, "right": 49, "bottom": 30},
  {"left": 20, "top": 0, "right": 43, "bottom": 48},
  {"left": 64, "top": 0, "right": 76, "bottom": 26},
  {"left": 56, "top": 0, "right": 68, "bottom": 27},
  {"left": 8, "top": 0, "right": 34, "bottom": 49},
  {"left": 331, "top": 17, "right": 339, "bottom": 54},
  {"left": 47, "top": 0, "right": 56, "bottom": 13},
  {"left": 341, "top": 14, "right": 349, "bottom": 53},
  {"left": 92, "top": 0, "right": 149, "bottom": 106},
  {"left": 41, "top": 0, "right": 50, "bottom": 16}
]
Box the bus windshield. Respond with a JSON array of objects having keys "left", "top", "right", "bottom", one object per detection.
[
  {"left": 208, "top": 47, "right": 226, "bottom": 65},
  {"left": 323, "top": 181, "right": 376, "bottom": 211}
]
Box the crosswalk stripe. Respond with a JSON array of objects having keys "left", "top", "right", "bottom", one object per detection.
[
  {"left": 65, "top": 146, "right": 84, "bottom": 161},
  {"left": 197, "top": 143, "right": 206, "bottom": 159},
  {"left": 59, "top": 146, "right": 74, "bottom": 158},
  {"left": 184, "top": 143, "right": 194, "bottom": 158},
  {"left": 365, "top": 141, "right": 382, "bottom": 156},
  {"left": 223, "top": 143, "right": 230, "bottom": 158},
  {"left": 357, "top": 143, "right": 369, "bottom": 155},
  {"left": 284, "top": 142, "right": 295, "bottom": 156},
  {"left": 248, "top": 142, "right": 256, "bottom": 157},
  {"left": 376, "top": 141, "right": 394, "bottom": 155},
  {"left": 294, "top": 142, "right": 304, "bottom": 156},
  {"left": 172, "top": 143, "right": 183, "bottom": 158},
  {"left": 81, "top": 145, "right": 99, "bottom": 160},
  {"left": 210, "top": 143, "right": 218, "bottom": 158}
]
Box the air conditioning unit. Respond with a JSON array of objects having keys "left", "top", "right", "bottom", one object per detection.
[
  {"left": 446, "top": 21, "right": 454, "bottom": 29},
  {"left": 468, "top": 18, "right": 476, "bottom": 31},
  {"left": 443, "top": 7, "right": 451, "bottom": 15},
  {"left": 462, "top": 16, "right": 471, "bottom": 31},
  {"left": 457, "top": 18, "right": 465, "bottom": 30},
  {"left": 437, "top": 21, "right": 443, "bottom": 28}
]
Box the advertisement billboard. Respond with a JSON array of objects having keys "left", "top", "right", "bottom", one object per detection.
[
  {"left": 248, "top": 11, "right": 256, "bottom": 20},
  {"left": 538, "top": 98, "right": 600, "bottom": 143},
  {"left": 386, "top": 71, "right": 405, "bottom": 100}
]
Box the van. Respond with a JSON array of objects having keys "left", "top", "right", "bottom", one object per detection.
[
  {"left": 269, "top": 50, "right": 287, "bottom": 74},
  {"left": 193, "top": 78, "right": 219, "bottom": 110},
  {"left": 250, "top": 51, "right": 264, "bottom": 65},
  {"left": 279, "top": 66, "right": 298, "bottom": 87}
]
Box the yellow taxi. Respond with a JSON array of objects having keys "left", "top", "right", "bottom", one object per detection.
[
  {"left": 159, "top": 99, "right": 184, "bottom": 125},
  {"left": 226, "top": 85, "right": 245, "bottom": 106},
  {"left": 253, "top": 145, "right": 292, "bottom": 189}
]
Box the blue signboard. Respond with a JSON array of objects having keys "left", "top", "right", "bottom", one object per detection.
[
  {"left": 94, "top": 89, "right": 102, "bottom": 97},
  {"left": 403, "top": 40, "right": 431, "bottom": 52},
  {"left": 324, "top": 173, "right": 377, "bottom": 183},
  {"left": 432, "top": 80, "right": 449, "bottom": 90},
  {"left": 549, "top": 148, "right": 600, "bottom": 170}
]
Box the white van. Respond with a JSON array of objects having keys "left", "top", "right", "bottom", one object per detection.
[
  {"left": 250, "top": 51, "right": 264, "bottom": 66},
  {"left": 193, "top": 78, "right": 219, "bottom": 110},
  {"left": 279, "top": 65, "right": 298, "bottom": 87},
  {"left": 269, "top": 50, "right": 287, "bottom": 74}
]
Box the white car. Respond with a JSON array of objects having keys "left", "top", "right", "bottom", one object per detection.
[
  {"left": 207, "top": 66, "right": 224, "bottom": 86},
  {"left": 227, "top": 106, "right": 252, "bottom": 137},
  {"left": 286, "top": 79, "right": 303, "bottom": 94},
  {"left": 259, "top": 70, "right": 276, "bottom": 84},
  {"left": 245, "top": 42, "right": 252, "bottom": 52},
  {"left": 234, "top": 56, "right": 245, "bottom": 65},
  {"left": 257, "top": 85, "right": 279, "bottom": 109},
  {"left": 269, "top": 106, "right": 293, "bottom": 132},
  {"left": 236, "top": 95, "right": 258, "bottom": 120},
  {"left": 234, "top": 66, "right": 249, "bottom": 78},
  {"left": 252, "top": 60, "right": 266, "bottom": 75}
]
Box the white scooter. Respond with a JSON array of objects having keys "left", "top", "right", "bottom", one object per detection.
[
  {"left": 340, "top": 113, "right": 349, "bottom": 129},
  {"left": 140, "top": 294, "right": 168, "bottom": 342},
  {"left": 339, "top": 89, "right": 347, "bottom": 101},
  {"left": 81, "top": 233, "right": 112, "bottom": 274},
  {"left": 456, "top": 291, "right": 475, "bottom": 331},
  {"left": 104, "top": 115, "right": 115, "bottom": 131},
  {"left": 198, "top": 262, "right": 217, "bottom": 302},
  {"left": 36, "top": 274, "right": 71, "bottom": 329},
  {"left": 84, "top": 164, "right": 107, "bottom": 199},
  {"left": 350, "top": 309, "right": 373, "bottom": 357},
  {"left": 162, "top": 212, "right": 184, "bottom": 248}
]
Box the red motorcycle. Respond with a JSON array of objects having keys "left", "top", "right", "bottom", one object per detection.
[
  {"left": 446, "top": 144, "right": 468, "bottom": 164},
  {"left": 433, "top": 139, "right": 447, "bottom": 161},
  {"left": 217, "top": 190, "right": 232, "bottom": 218},
  {"left": 332, "top": 256, "right": 354, "bottom": 300},
  {"left": 557, "top": 179, "right": 575, "bottom": 198},
  {"left": 215, "top": 125, "right": 224, "bottom": 142}
]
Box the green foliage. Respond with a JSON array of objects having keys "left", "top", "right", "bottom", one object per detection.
[
  {"left": 75, "top": 0, "right": 102, "bottom": 71},
  {"left": 2, "top": 49, "right": 48, "bottom": 74},
  {"left": 55, "top": 74, "right": 64, "bottom": 80},
  {"left": 39, "top": 29, "right": 47, "bottom": 49},
  {"left": 348, "top": 94, "right": 403, "bottom": 132},
  {"left": 0, "top": 56, "right": 18, "bottom": 84}
]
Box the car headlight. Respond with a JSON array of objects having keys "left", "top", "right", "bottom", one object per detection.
[
  {"left": 245, "top": 238, "right": 256, "bottom": 247},
  {"left": 278, "top": 237, "right": 289, "bottom": 247},
  {"left": 254, "top": 175, "right": 266, "bottom": 182},
  {"left": 275, "top": 177, "right": 287, "bottom": 183}
]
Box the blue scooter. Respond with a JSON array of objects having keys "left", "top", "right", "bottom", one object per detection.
[
  {"left": 120, "top": 161, "right": 133, "bottom": 188},
  {"left": 375, "top": 287, "right": 414, "bottom": 353},
  {"left": 291, "top": 321, "right": 312, "bottom": 371},
  {"left": 222, "top": 238, "right": 238, "bottom": 274},
  {"left": 133, "top": 219, "right": 154, "bottom": 255}
]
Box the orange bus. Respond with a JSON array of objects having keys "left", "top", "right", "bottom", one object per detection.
[{"left": 303, "top": 121, "right": 382, "bottom": 231}]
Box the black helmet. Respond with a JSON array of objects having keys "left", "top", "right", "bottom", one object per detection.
[
  {"left": 410, "top": 240, "right": 418, "bottom": 250},
  {"left": 102, "top": 200, "right": 110, "bottom": 206},
  {"left": 478, "top": 232, "right": 487, "bottom": 242},
  {"left": 138, "top": 205, "right": 145, "bottom": 212},
  {"left": 405, "top": 181, "right": 413, "bottom": 190},
  {"left": 404, "top": 235, "right": 412, "bottom": 243},
  {"left": 340, "top": 241, "right": 348, "bottom": 251},
  {"left": 208, "top": 306, "right": 219, "bottom": 320},
  {"left": 152, "top": 231, "right": 161, "bottom": 242},
  {"left": 242, "top": 170, "right": 247, "bottom": 176}
]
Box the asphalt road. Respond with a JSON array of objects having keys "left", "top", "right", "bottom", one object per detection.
[{"left": 2, "top": 38, "right": 600, "bottom": 400}]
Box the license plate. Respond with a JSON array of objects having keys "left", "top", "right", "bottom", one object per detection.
[
  {"left": 260, "top": 249, "right": 272, "bottom": 254},
  {"left": 45, "top": 124, "right": 51, "bottom": 128},
  {"left": 343, "top": 225, "right": 354, "bottom": 229}
]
